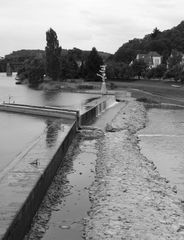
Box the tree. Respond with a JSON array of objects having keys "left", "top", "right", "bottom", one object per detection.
[
  {"left": 146, "top": 64, "right": 166, "bottom": 79},
  {"left": 27, "top": 58, "right": 45, "bottom": 86},
  {"left": 164, "top": 64, "right": 184, "bottom": 82},
  {"left": 151, "top": 28, "right": 161, "bottom": 39},
  {"left": 112, "top": 21, "right": 184, "bottom": 64},
  {"left": 180, "top": 65, "right": 184, "bottom": 83},
  {"left": 164, "top": 49, "right": 184, "bottom": 82},
  {"left": 167, "top": 49, "right": 182, "bottom": 69},
  {"left": 17, "top": 58, "right": 45, "bottom": 85},
  {"left": 106, "top": 62, "right": 131, "bottom": 80},
  {"left": 45, "top": 28, "right": 62, "bottom": 80},
  {"left": 60, "top": 55, "right": 79, "bottom": 79},
  {"left": 113, "top": 38, "right": 142, "bottom": 63},
  {"left": 84, "top": 47, "right": 103, "bottom": 81},
  {"left": 130, "top": 59, "right": 147, "bottom": 79}
]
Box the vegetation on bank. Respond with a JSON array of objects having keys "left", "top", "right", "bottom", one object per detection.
[
  {"left": 1, "top": 21, "right": 184, "bottom": 85},
  {"left": 15, "top": 28, "right": 105, "bottom": 86},
  {"left": 113, "top": 21, "right": 184, "bottom": 63},
  {"left": 108, "top": 21, "right": 184, "bottom": 82}
]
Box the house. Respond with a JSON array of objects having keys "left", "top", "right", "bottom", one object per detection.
[{"left": 136, "top": 51, "right": 162, "bottom": 68}]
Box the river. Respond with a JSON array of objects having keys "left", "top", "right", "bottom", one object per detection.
[
  {"left": 0, "top": 73, "right": 99, "bottom": 174},
  {"left": 0, "top": 73, "right": 99, "bottom": 111},
  {"left": 138, "top": 107, "right": 184, "bottom": 198}
]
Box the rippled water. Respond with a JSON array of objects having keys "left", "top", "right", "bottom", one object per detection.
[
  {"left": 138, "top": 108, "right": 184, "bottom": 198},
  {"left": 0, "top": 112, "right": 46, "bottom": 173},
  {"left": 0, "top": 73, "right": 99, "bottom": 111},
  {"left": 0, "top": 113, "right": 74, "bottom": 175},
  {"left": 0, "top": 73, "right": 99, "bottom": 173}
]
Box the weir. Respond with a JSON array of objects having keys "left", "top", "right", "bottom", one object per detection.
[
  {"left": 0, "top": 94, "right": 116, "bottom": 240},
  {"left": 0, "top": 103, "right": 78, "bottom": 119}
]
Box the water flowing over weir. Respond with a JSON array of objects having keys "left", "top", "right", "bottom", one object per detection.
[{"left": 138, "top": 106, "right": 184, "bottom": 198}]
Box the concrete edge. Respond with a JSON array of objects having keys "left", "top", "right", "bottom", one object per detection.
[
  {"left": 80, "top": 95, "right": 116, "bottom": 125},
  {"left": 143, "top": 102, "right": 184, "bottom": 109},
  {"left": 2, "top": 121, "right": 77, "bottom": 240},
  {"left": 0, "top": 104, "right": 77, "bottom": 119}
]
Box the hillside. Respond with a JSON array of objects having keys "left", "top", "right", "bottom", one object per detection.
[
  {"left": 0, "top": 48, "right": 111, "bottom": 72},
  {"left": 5, "top": 48, "right": 111, "bottom": 62},
  {"left": 113, "top": 21, "right": 184, "bottom": 63}
]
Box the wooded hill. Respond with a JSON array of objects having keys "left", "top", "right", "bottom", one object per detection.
[
  {"left": 0, "top": 48, "right": 111, "bottom": 72},
  {"left": 113, "top": 21, "right": 184, "bottom": 64},
  {"left": 4, "top": 48, "right": 111, "bottom": 65}
]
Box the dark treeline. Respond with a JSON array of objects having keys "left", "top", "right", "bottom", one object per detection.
[
  {"left": 106, "top": 21, "right": 184, "bottom": 82},
  {"left": 1, "top": 21, "right": 184, "bottom": 84},
  {"left": 0, "top": 28, "right": 109, "bottom": 86},
  {"left": 0, "top": 50, "right": 45, "bottom": 72},
  {"left": 113, "top": 21, "right": 184, "bottom": 63}
]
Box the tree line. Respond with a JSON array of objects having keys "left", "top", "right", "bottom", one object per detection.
[
  {"left": 106, "top": 50, "right": 184, "bottom": 82},
  {"left": 3, "top": 20, "right": 184, "bottom": 84},
  {"left": 107, "top": 21, "right": 184, "bottom": 82},
  {"left": 113, "top": 21, "right": 184, "bottom": 63},
  {"left": 16, "top": 28, "right": 104, "bottom": 86}
]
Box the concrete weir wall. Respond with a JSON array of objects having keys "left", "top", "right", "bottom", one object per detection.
[
  {"left": 0, "top": 94, "right": 116, "bottom": 240},
  {"left": 0, "top": 121, "right": 77, "bottom": 240},
  {"left": 0, "top": 104, "right": 77, "bottom": 119},
  {"left": 80, "top": 94, "right": 115, "bottom": 125}
]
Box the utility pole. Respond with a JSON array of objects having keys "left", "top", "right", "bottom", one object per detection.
[{"left": 97, "top": 65, "right": 107, "bottom": 94}]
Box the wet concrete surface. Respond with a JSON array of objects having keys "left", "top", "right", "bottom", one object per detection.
[
  {"left": 0, "top": 112, "right": 49, "bottom": 174},
  {"left": 0, "top": 117, "right": 74, "bottom": 239},
  {"left": 91, "top": 101, "right": 126, "bottom": 131},
  {"left": 24, "top": 131, "right": 104, "bottom": 240},
  {"left": 138, "top": 107, "right": 184, "bottom": 198},
  {"left": 41, "top": 139, "right": 97, "bottom": 240}
]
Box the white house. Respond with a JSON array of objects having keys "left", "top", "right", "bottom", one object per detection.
[{"left": 136, "top": 51, "right": 162, "bottom": 68}]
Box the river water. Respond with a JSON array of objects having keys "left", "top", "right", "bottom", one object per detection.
[
  {"left": 0, "top": 73, "right": 99, "bottom": 111},
  {"left": 41, "top": 139, "right": 97, "bottom": 240},
  {"left": 0, "top": 73, "right": 99, "bottom": 174},
  {"left": 138, "top": 107, "right": 184, "bottom": 198}
]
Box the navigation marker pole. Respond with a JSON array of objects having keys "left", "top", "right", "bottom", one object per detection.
[{"left": 97, "top": 65, "right": 107, "bottom": 94}]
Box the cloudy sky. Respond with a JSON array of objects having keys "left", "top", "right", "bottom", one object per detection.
[{"left": 0, "top": 0, "right": 183, "bottom": 56}]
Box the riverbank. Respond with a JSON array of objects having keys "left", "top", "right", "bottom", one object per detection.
[
  {"left": 85, "top": 99, "right": 184, "bottom": 239},
  {"left": 38, "top": 80, "right": 100, "bottom": 91}
]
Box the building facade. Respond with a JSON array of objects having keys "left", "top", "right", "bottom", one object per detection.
[{"left": 136, "top": 51, "right": 162, "bottom": 68}]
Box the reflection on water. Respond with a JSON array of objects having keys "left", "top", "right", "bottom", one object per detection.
[
  {"left": 46, "top": 119, "right": 64, "bottom": 148},
  {"left": 138, "top": 108, "right": 184, "bottom": 198},
  {"left": 0, "top": 73, "right": 99, "bottom": 172},
  {"left": 42, "top": 139, "right": 97, "bottom": 240},
  {"left": 0, "top": 73, "right": 100, "bottom": 113},
  {"left": 0, "top": 112, "right": 46, "bottom": 173},
  {"left": 0, "top": 113, "right": 74, "bottom": 177}
]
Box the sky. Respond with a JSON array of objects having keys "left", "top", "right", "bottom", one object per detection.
[{"left": 0, "top": 0, "right": 184, "bottom": 57}]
